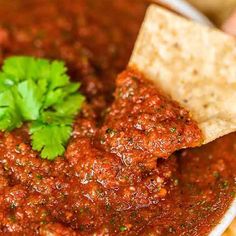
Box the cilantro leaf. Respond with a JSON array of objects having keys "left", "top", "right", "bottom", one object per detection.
[
  {"left": 40, "top": 111, "right": 73, "bottom": 125},
  {"left": 0, "top": 73, "right": 15, "bottom": 91},
  {"left": 0, "top": 56, "right": 85, "bottom": 160},
  {"left": 16, "top": 80, "right": 43, "bottom": 120},
  {"left": 2, "top": 56, "right": 51, "bottom": 82},
  {"left": 30, "top": 121, "right": 72, "bottom": 160},
  {"left": 2, "top": 56, "right": 29, "bottom": 82},
  {"left": 54, "top": 93, "right": 85, "bottom": 116},
  {"left": 48, "top": 61, "right": 69, "bottom": 89},
  {"left": 0, "top": 90, "right": 22, "bottom": 131}
]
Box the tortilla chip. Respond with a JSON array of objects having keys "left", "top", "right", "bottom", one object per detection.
[{"left": 129, "top": 4, "right": 236, "bottom": 144}]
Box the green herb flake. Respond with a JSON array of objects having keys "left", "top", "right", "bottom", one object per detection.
[
  {"left": 105, "top": 204, "right": 111, "bottom": 211},
  {"left": 131, "top": 76, "right": 138, "bottom": 82},
  {"left": 0, "top": 56, "right": 85, "bottom": 160},
  {"left": 213, "top": 171, "right": 220, "bottom": 179},
  {"left": 130, "top": 211, "right": 137, "bottom": 218},
  {"left": 106, "top": 128, "right": 117, "bottom": 137},
  {"left": 9, "top": 214, "right": 16, "bottom": 222},
  {"left": 221, "top": 180, "right": 229, "bottom": 189},
  {"left": 79, "top": 207, "right": 86, "bottom": 214},
  {"left": 110, "top": 218, "right": 115, "bottom": 225},
  {"left": 119, "top": 225, "right": 127, "bottom": 232},
  {"left": 169, "top": 127, "right": 176, "bottom": 133},
  {"left": 36, "top": 174, "right": 43, "bottom": 180},
  {"left": 40, "top": 220, "right": 47, "bottom": 225},
  {"left": 79, "top": 225, "right": 85, "bottom": 231}
]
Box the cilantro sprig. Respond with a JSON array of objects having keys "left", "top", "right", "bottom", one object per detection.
[{"left": 0, "top": 56, "right": 85, "bottom": 160}]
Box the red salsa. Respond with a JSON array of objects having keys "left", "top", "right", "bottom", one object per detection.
[
  {"left": 0, "top": 0, "right": 235, "bottom": 235},
  {"left": 97, "top": 69, "right": 202, "bottom": 166}
]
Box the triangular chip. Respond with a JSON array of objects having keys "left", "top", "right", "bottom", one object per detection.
[{"left": 129, "top": 4, "right": 236, "bottom": 144}]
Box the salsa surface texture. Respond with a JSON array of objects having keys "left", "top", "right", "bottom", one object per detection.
[{"left": 0, "top": 0, "right": 235, "bottom": 235}]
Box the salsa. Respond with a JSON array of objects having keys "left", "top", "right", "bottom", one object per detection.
[
  {"left": 0, "top": 0, "right": 235, "bottom": 235},
  {"left": 97, "top": 69, "right": 202, "bottom": 166}
]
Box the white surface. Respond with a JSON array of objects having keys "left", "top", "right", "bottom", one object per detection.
[
  {"left": 150, "top": 1, "right": 235, "bottom": 235},
  {"left": 154, "top": 0, "right": 214, "bottom": 26},
  {"left": 209, "top": 198, "right": 236, "bottom": 236}
]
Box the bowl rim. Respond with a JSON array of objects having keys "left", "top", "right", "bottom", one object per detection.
[
  {"left": 209, "top": 198, "right": 236, "bottom": 236},
  {"left": 153, "top": 0, "right": 214, "bottom": 26}
]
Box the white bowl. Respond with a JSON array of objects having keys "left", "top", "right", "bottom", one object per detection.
[
  {"left": 209, "top": 198, "right": 236, "bottom": 236},
  {"left": 152, "top": 0, "right": 236, "bottom": 235},
  {"left": 153, "top": 0, "right": 214, "bottom": 26}
]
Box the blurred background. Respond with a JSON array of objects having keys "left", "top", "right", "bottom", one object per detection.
[
  {"left": 187, "top": 1, "right": 236, "bottom": 235},
  {"left": 188, "top": 0, "right": 236, "bottom": 26}
]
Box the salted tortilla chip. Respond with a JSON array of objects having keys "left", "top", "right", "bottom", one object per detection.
[{"left": 129, "top": 4, "right": 236, "bottom": 144}]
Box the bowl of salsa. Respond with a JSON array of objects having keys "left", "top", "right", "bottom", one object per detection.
[{"left": 0, "top": 0, "right": 235, "bottom": 235}]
